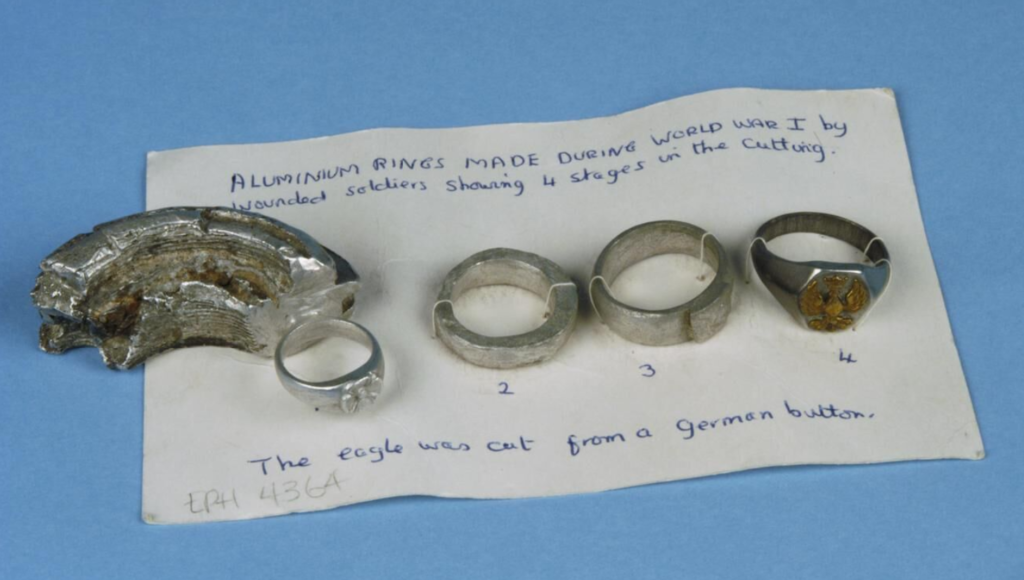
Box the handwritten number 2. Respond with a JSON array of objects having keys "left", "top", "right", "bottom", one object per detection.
[
  {"left": 499, "top": 381, "right": 514, "bottom": 395},
  {"left": 639, "top": 364, "right": 656, "bottom": 378}
]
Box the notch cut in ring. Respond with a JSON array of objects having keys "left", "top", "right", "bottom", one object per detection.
[
  {"left": 433, "top": 247, "right": 578, "bottom": 368},
  {"left": 591, "top": 220, "right": 734, "bottom": 345}
]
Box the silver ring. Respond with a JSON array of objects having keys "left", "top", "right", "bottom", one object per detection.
[
  {"left": 275, "top": 318, "right": 384, "bottom": 412},
  {"left": 591, "top": 221, "right": 734, "bottom": 345},
  {"left": 434, "top": 248, "right": 578, "bottom": 368},
  {"left": 751, "top": 212, "right": 892, "bottom": 332}
]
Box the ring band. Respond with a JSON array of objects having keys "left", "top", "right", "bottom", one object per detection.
[
  {"left": 591, "top": 221, "right": 734, "bottom": 345},
  {"left": 434, "top": 247, "right": 578, "bottom": 368},
  {"left": 751, "top": 212, "right": 892, "bottom": 331},
  {"left": 275, "top": 318, "right": 384, "bottom": 412}
]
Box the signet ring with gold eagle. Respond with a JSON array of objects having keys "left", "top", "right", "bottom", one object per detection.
[{"left": 749, "top": 212, "right": 891, "bottom": 332}]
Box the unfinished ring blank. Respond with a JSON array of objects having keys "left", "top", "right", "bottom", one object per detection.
[
  {"left": 591, "top": 221, "right": 734, "bottom": 345},
  {"left": 434, "top": 248, "right": 578, "bottom": 369}
]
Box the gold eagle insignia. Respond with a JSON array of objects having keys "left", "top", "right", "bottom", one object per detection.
[{"left": 799, "top": 274, "right": 868, "bottom": 331}]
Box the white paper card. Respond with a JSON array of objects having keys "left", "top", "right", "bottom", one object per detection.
[{"left": 142, "top": 88, "right": 983, "bottom": 524}]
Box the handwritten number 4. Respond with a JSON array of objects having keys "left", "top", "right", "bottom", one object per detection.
[
  {"left": 498, "top": 381, "right": 514, "bottom": 395},
  {"left": 839, "top": 349, "right": 857, "bottom": 364},
  {"left": 639, "top": 364, "right": 656, "bottom": 378}
]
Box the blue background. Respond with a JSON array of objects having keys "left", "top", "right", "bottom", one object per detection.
[{"left": 2, "top": 1, "right": 1021, "bottom": 578}]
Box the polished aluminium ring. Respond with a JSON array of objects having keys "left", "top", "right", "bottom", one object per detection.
[
  {"left": 591, "top": 220, "right": 734, "bottom": 345},
  {"left": 434, "top": 248, "right": 578, "bottom": 369},
  {"left": 751, "top": 212, "right": 891, "bottom": 332},
  {"left": 275, "top": 318, "right": 384, "bottom": 413}
]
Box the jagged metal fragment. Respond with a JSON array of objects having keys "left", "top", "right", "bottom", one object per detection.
[{"left": 31, "top": 207, "right": 359, "bottom": 369}]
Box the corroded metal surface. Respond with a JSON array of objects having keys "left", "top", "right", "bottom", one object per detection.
[{"left": 31, "top": 207, "right": 359, "bottom": 369}]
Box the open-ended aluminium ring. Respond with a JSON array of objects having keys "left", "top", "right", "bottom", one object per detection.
[
  {"left": 433, "top": 247, "right": 578, "bottom": 369},
  {"left": 275, "top": 318, "right": 384, "bottom": 413},
  {"left": 590, "top": 220, "right": 734, "bottom": 345},
  {"left": 750, "top": 212, "right": 892, "bottom": 332}
]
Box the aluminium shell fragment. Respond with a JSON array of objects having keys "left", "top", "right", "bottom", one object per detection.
[{"left": 31, "top": 206, "right": 359, "bottom": 369}]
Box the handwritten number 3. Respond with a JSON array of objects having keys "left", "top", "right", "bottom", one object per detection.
[
  {"left": 639, "top": 364, "right": 656, "bottom": 378},
  {"left": 499, "top": 381, "right": 514, "bottom": 395}
]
